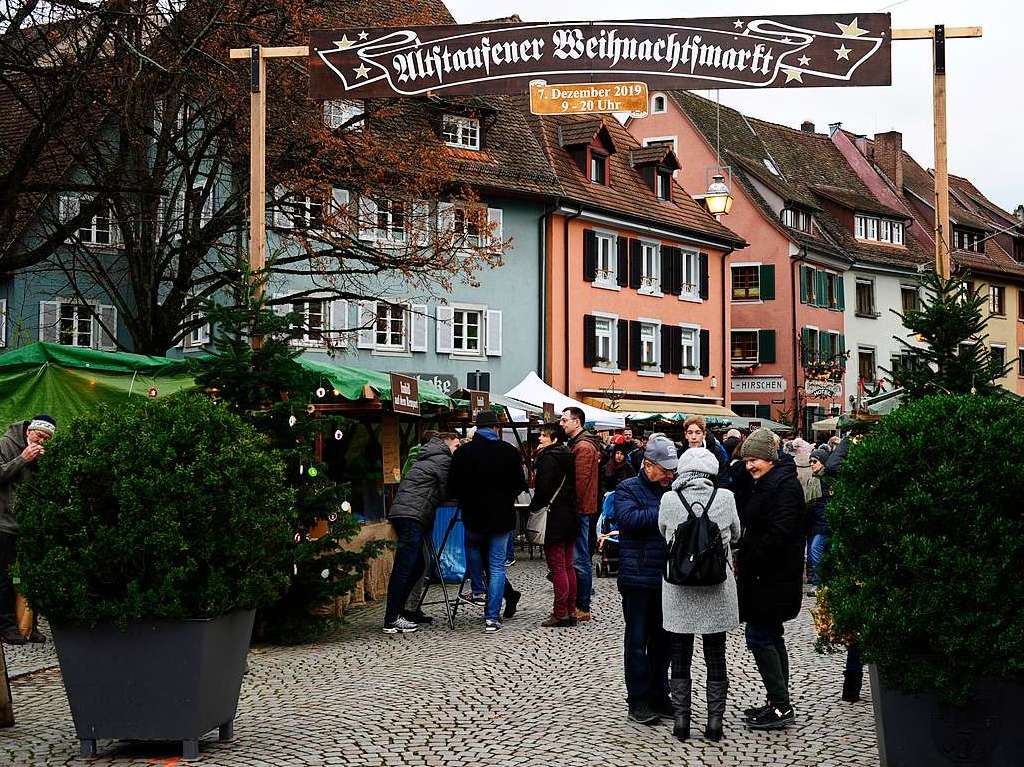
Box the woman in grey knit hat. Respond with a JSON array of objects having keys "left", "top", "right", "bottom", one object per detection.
[{"left": 658, "top": 448, "right": 741, "bottom": 743}]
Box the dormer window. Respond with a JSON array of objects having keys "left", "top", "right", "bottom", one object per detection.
[
  {"left": 652, "top": 94, "right": 667, "bottom": 113},
  {"left": 589, "top": 151, "right": 608, "bottom": 185},
  {"left": 781, "top": 207, "right": 811, "bottom": 233},
  {"left": 953, "top": 226, "right": 984, "bottom": 253},
  {"left": 442, "top": 114, "right": 480, "bottom": 150},
  {"left": 656, "top": 170, "right": 672, "bottom": 201},
  {"left": 856, "top": 214, "right": 905, "bottom": 245}
]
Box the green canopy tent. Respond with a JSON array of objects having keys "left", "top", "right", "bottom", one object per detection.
[{"left": 0, "top": 343, "right": 456, "bottom": 427}]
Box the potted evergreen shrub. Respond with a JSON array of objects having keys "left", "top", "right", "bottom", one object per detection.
[
  {"left": 17, "top": 394, "right": 293, "bottom": 761},
  {"left": 821, "top": 393, "right": 1024, "bottom": 766}
]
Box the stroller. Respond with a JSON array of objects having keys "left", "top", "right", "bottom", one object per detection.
[{"left": 594, "top": 492, "right": 620, "bottom": 578}]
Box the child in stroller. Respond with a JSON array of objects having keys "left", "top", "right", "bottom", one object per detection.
[{"left": 594, "top": 491, "right": 620, "bottom": 577}]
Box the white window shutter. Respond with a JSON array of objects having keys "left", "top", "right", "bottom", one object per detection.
[
  {"left": 109, "top": 207, "right": 122, "bottom": 248},
  {"left": 358, "top": 196, "right": 378, "bottom": 241},
  {"left": 487, "top": 207, "right": 503, "bottom": 245},
  {"left": 412, "top": 201, "right": 430, "bottom": 246},
  {"left": 272, "top": 185, "right": 293, "bottom": 229},
  {"left": 59, "top": 192, "right": 80, "bottom": 222},
  {"left": 328, "top": 299, "right": 347, "bottom": 346},
  {"left": 486, "top": 309, "right": 503, "bottom": 356},
  {"left": 96, "top": 304, "right": 117, "bottom": 350},
  {"left": 0, "top": 299, "right": 6, "bottom": 347},
  {"left": 410, "top": 304, "right": 428, "bottom": 352},
  {"left": 200, "top": 187, "right": 215, "bottom": 225},
  {"left": 39, "top": 301, "right": 59, "bottom": 343},
  {"left": 437, "top": 201, "right": 455, "bottom": 237},
  {"left": 357, "top": 300, "right": 376, "bottom": 349},
  {"left": 435, "top": 305, "right": 454, "bottom": 354},
  {"left": 331, "top": 188, "right": 350, "bottom": 232}
]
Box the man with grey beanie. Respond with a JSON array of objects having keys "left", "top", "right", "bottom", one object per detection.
[
  {"left": 0, "top": 414, "right": 56, "bottom": 644},
  {"left": 736, "top": 428, "right": 805, "bottom": 730}
]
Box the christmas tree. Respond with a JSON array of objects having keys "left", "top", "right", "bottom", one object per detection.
[
  {"left": 193, "top": 278, "right": 382, "bottom": 643},
  {"left": 887, "top": 271, "right": 1012, "bottom": 399}
]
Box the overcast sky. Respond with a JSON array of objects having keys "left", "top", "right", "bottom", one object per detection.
[{"left": 444, "top": 0, "right": 1022, "bottom": 211}]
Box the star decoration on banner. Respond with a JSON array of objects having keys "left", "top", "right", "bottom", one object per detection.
[
  {"left": 335, "top": 34, "right": 355, "bottom": 50},
  {"left": 783, "top": 68, "right": 804, "bottom": 83},
  {"left": 798, "top": 55, "right": 811, "bottom": 66},
  {"left": 733, "top": 19, "right": 744, "bottom": 29},
  {"left": 354, "top": 63, "right": 370, "bottom": 79},
  {"left": 358, "top": 31, "right": 369, "bottom": 40},
  {"left": 834, "top": 44, "right": 853, "bottom": 60},
  {"left": 836, "top": 17, "right": 869, "bottom": 38}
]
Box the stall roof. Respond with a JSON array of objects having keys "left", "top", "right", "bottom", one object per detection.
[
  {"left": 504, "top": 372, "right": 625, "bottom": 430},
  {"left": 583, "top": 397, "right": 736, "bottom": 421},
  {"left": 728, "top": 416, "right": 794, "bottom": 434},
  {"left": 297, "top": 357, "right": 452, "bottom": 408}
]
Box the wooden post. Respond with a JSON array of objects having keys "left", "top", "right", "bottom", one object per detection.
[
  {"left": 249, "top": 45, "right": 267, "bottom": 295},
  {"left": 0, "top": 644, "right": 14, "bottom": 728},
  {"left": 892, "top": 26, "right": 982, "bottom": 280}
]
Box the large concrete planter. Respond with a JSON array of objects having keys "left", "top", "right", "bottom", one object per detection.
[
  {"left": 52, "top": 609, "right": 255, "bottom": 761},
  {"left": 871, "top": 666, "right": 1024, "bottom": 766}
]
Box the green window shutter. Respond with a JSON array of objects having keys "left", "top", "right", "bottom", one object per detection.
[
  {"left": 757, "top": 329, "right": 776, "bottom": 363},
  {"left": 755, "top": 404, "right": 772, "bottom": 420},
  {"left": 801, "top": 327, "right": 811, "bottom": 366},
  {"left": 759, "top": 264, "right": 775, "bottom": 301},
  {"left": 838, "top": 334, "right": 846, "bottom": 368},
  {"left": 816, "top": 271, "right": 827, "bottom": 308},
  {"left": 820, "top": 332, "right": 831, "bottom": 359},
  {"left": 799, "top": 266, "right": 809, "bottom": 304},
  {"left": 836, "top": 274, "right": 846, "bottom": 311}
]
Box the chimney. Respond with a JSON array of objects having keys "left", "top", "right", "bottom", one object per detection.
[
  {"left": 854, "top": 135, "right": 869, "bottom": 156},
  {"left": 800, "top": 120, "right": 815, "bottom": 133},
  {"left": 874, "top": 131, "right": 904, "bottom": 192}
]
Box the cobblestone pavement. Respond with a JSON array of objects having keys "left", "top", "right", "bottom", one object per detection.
[{"left": 2, "top": 558, "right": 878, "bottom": 766}]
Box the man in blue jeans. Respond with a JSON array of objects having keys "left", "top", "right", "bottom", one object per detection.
[
  {"left": 449, "top": 411, "right": 527, "bottom": 632},
  {"left": 613, "top": 434, "right": 676, "bottom": 724},
  {"left": 559, "top": 407, "right": 601, "bottom": 621}
]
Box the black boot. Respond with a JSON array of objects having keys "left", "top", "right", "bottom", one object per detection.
[
  {"left": 669, "top": 678, "right": 691, "bottom": 741},
  {"left": 842, "top": 671, "right": 863, "bottom": 702},
  {"left": 705, "top": 679, "right": 728, "bottom": 742}
]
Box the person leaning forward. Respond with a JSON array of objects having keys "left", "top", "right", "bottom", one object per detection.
[
  {"left": 448, "top": 410, "right": 527, "bottom": 633},
  {"left": 0, "top": 415, "right": 56, "bottom": 645}
]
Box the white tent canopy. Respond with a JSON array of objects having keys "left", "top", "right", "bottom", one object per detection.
[{"left": 504, "top": 371, "right": 626, "bottom": 431}]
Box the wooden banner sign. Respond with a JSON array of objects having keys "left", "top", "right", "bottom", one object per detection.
[
  {"left": 389, "top": 372, "right": 420, "bottom": 416},
  {"left": 468, "top": 390, "right": 491, "bottom": 417},
  {"left": 529, "top": 80, "right": 648, "bottom": 116},
  {"left": 309, "top": 14, "right": 891, "bottom": 99}
]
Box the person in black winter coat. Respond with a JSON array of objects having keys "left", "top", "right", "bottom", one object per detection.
[
  {"left": 613, "top": 434, "right": 677, "bottom": 725},
  {"left": 602, "top": 445, "right": 636, "bottom": 491},
  {"left": 449, "top": 411, "right": 528, "bottom": 632},
  {"left": 736, "top": 428, "right": 806, "bottom": 731},
  {"left": 383, "top": 433, "right": 461, "bottom": 633},
  {"left": 530, "top": 425, "right": 578, "bottom": 627}
]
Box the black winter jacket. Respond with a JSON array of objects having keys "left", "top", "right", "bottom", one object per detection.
[
  {"left": 529, "top": 444, "right": 578, "bottom": 545},
  {"left": 736, "top": 459, "right": 806, "bottom": 624},
  {"left": 386, "top": 437, "right": 452, "bottom": 529},
  {"left": 613, "top": 470, "right": 670, "bottom": 591},
  {"left": 449, "top": 433, "right": 527, "bottom": 536}
]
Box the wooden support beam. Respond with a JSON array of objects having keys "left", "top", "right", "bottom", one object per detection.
[
  {"left": 892, "top": 26, "right": 982, "bottom": 40},
  {"left": 230, "top": 46, "right": 309, "bottom": 59}
]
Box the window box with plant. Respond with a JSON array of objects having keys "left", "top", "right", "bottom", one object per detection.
[{"left": 16, "top": 395, "right": 294, "bottom": 761}]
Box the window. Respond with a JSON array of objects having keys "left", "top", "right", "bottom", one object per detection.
[
  {"left": 59, "top": 193, "right": 119, "bottom": 246},
  {"left": 375, "top": 303, "right": 407, "bottom": 350},
  {"left": 826, "top": 272, "right": 840, "bottom": 309},
  {"left": 291, "top": 300, "right": 327, "bottom": 346},
  {"left": 640, "top": 322, "right": 659, "bottom": 368},
  {"left": 288, "top": 195, "right": 324, "bottom": 230},
  {"left": 989, "top": 285, "right": 1006, "bottom": 316},
  {"left": 40, "top": 300, "right": 115, "bottom": 349},
  {"left": 184, "top": 312, "right": 210, "bottom": 347},
  {"left": 855, "top": 279, "right": 876, "bottom": 316},
  {"left": 991, "top": 345, "right": 1006, "bottom": 371},
  {"left": 375, "top": 198, "right": 407, "bottom": 242},
  {"left": 595, "top": 233, "right": 616, "bottom": 285},
  {"left": 453, "top": 206, "right": 485, "bottom": 247},
  {"left": 855, "top": 214, "right": 904, "bottom": 244},
  {"left": 640, "top": 242, "right": 660, "bottom": 292},
  {"left": 731, "top": 330, "right": 758, "bottom": 363},
  {"left": 953, "top": 227, "right": 984, "bottom": 253},
  {"left": 589, "top": 152, "right": 608, "bottom": 185},
  {"left": 655, "top": 170, "right": 672, "bottom": 201},
  {"left": 324, "top": 100, "right": 363, "bottom": 130},
  {"left": 804, "top": 328, "right": 819, "bottom": 364},
  {"left": 858, "top": 347, "right": 876, "bottom": 384},
  {"left": 680, "top": 327, "right": 699, "bottom": 372},
  {"left": 1018, "top": 349, "right": 1024, "bottom": 377},
  {"left": 651, "top": 94, "right": 667, "bottom": 113},
  {"left": 732, "top": 265, "right": 760, "bottom": 300},
  {"left": 59, "top": 303, "right": 94, "bottom": 347},
  {"left": 452, "top": 308, "right": 482, "bottom": 355},
  {"left": 594, "top": 317, "right": 615, "bottom": 367},
  {"left": 442, "top": 114, "right": 480, "bottom": 150},
  {"left": 901, "top": 285, "right": 920, "bottom": 314},
  {"left": 680, "top": 250, "right": 699, "bottom": 300},
  {"left": 781, "top": 208, "right": 810, "bottom": 232},
  {"left": 1019, "top": 289, "right": 1024, "bottom": 320}
]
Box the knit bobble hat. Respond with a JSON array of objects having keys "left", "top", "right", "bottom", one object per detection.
[
  {"left": 740, "top": 428, "right": 778, "bottom": 462},
  {"left": 810, "top": 448, "right": 830, "bottom": 466}
]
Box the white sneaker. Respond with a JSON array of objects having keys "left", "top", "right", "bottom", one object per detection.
[
  {"left": 483, "top": 620, "right": 503, "bottom": 633},
  {"left": 383, "top": 617, "right": 418, "bottom": 634}
]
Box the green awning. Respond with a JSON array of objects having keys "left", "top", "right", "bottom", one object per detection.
[{"left": 296, "top": 357, "right": 453, "bottom": 408}]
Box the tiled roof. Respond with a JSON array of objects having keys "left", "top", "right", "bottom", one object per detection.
[
  {"left": 667, "top": 91, "right": 931, "bottom": 271},
  {"left": 519, "top": 104, "right": 745, "bottom": 248},
  {"left": 557, "top": 119, "right": 612, "bottom": 149}
]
